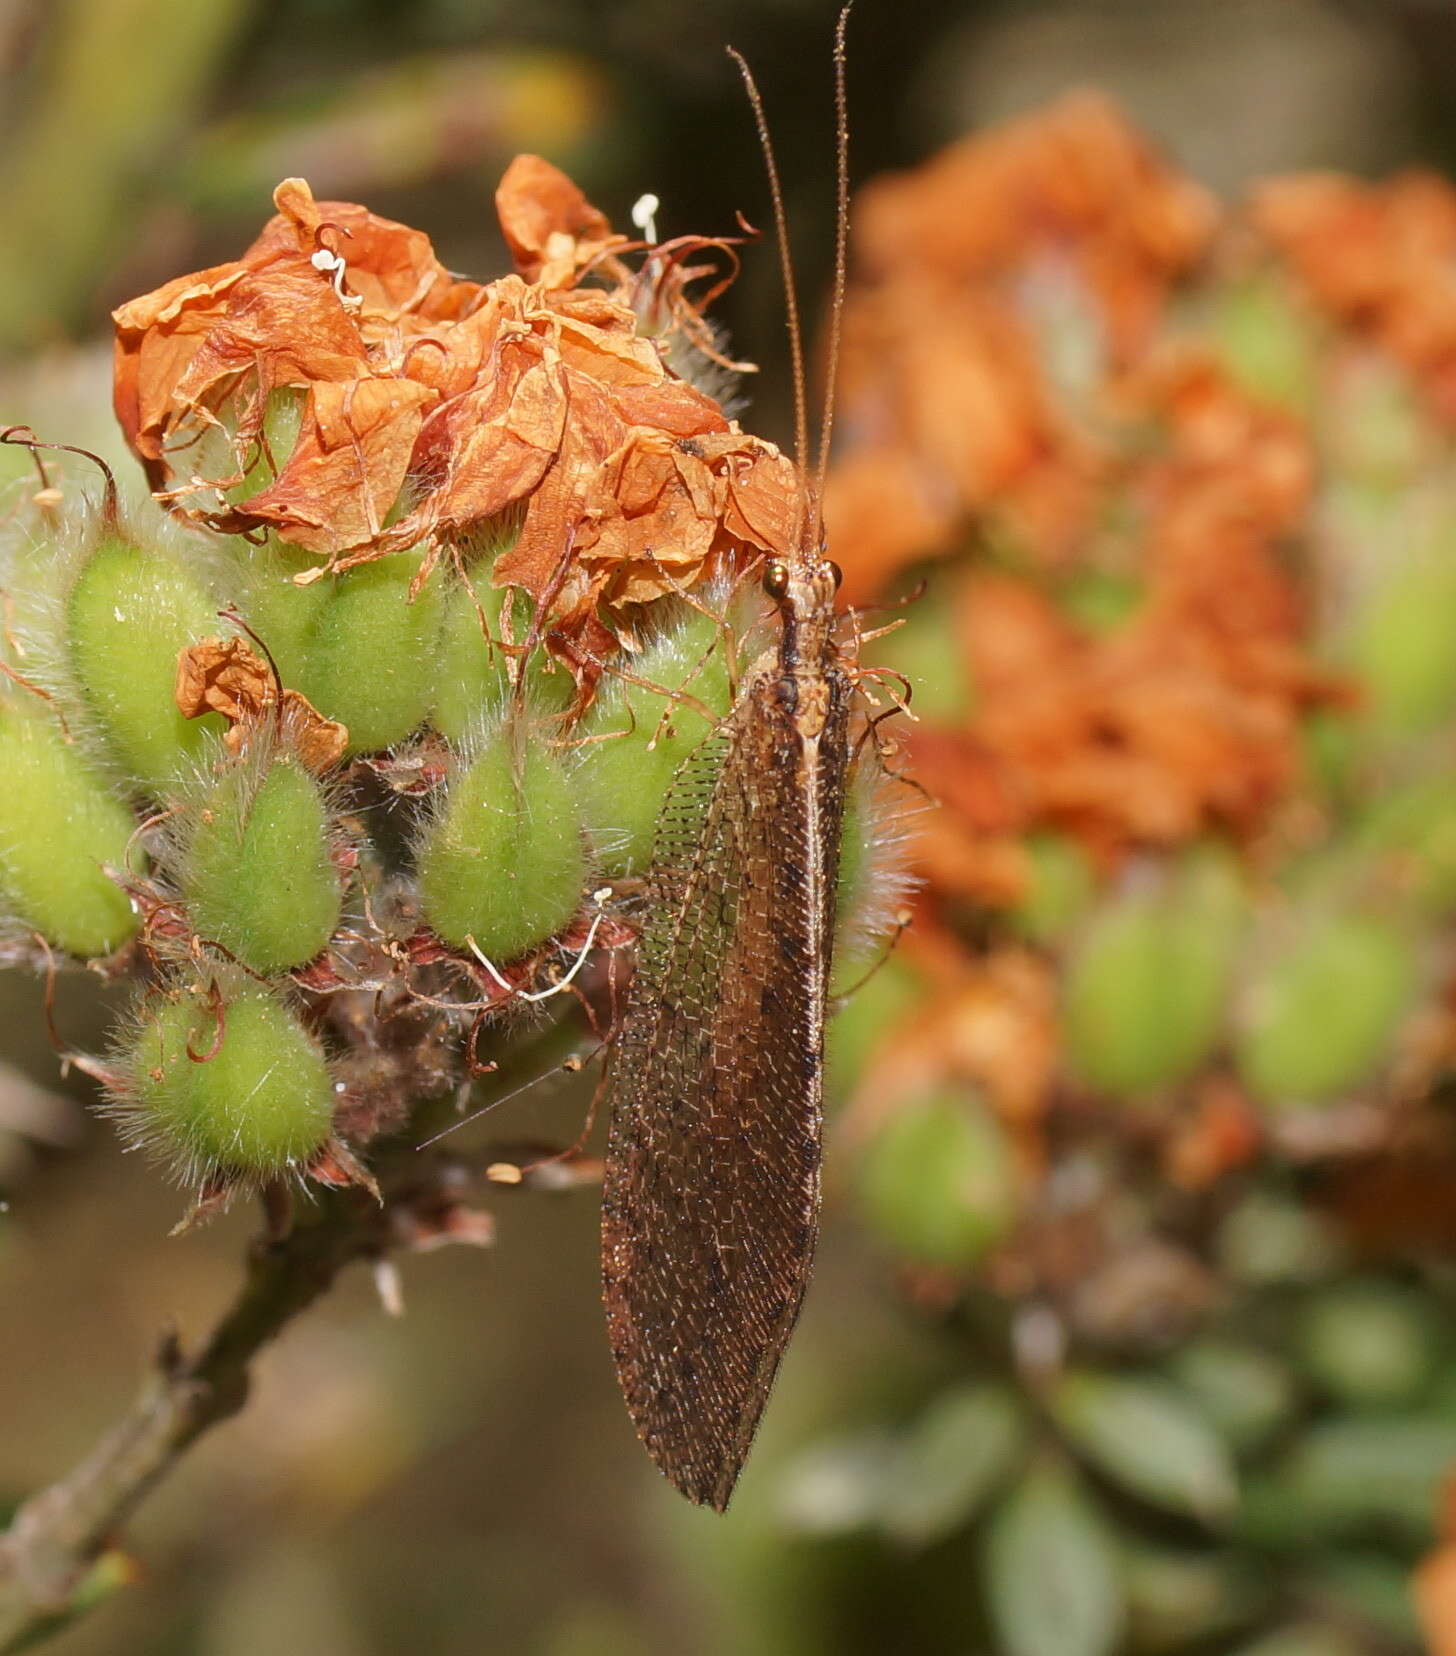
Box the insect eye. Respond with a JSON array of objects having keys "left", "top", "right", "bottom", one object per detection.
[
  {"left": 763, "top": 559, "right": 790, "bottom": 600},
  {"left": 826, "top": 560, "right": 843, "bottom": 591}
]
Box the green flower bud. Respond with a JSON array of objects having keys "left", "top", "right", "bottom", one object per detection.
[
  {"left": 1348, "top": 556, "right": 1456, "bottom": 738},
  {"left": 1064, "top": 851, "right": 1245, "bottom": 1096},
  {"left": 418, "top": 715, "right": 587, "bottom": 961},
  {"left": 1012, "top": 832, "right": 1095, "bottom": 945},
  {"left": 1237, "top": 910, "right": 1417, "bottom": 1106},
  {"left": 180, "top": 750, "right": 341, "bottom": 973},
  {"left": 231, "top": 540, "right": 330, "bottom": 690},
  {"left": 291, "top": 551, "right": 444, "bottom": 753},
  {"left": 0, "top": 701, "right": 140, "bottom": 956},
  {"left": 1211, "top": 272, "right": 1317, "bottom": 415},
  {"left": 1297, "top": 1280, "right": 1438, "bottom": 1409},
  {"left": 66, "top": 537, "right": 225, "bottom": 792},
  {"left": 1354, "top": 776, "right": 1456, "bottom": 913},
  {"left": 576, "top": 608, "right": 733, "bottom": 876},
  {"left": 857, "top": 1091, "right": 1016, "bottom": 1268},
  {"left": 827, "top": 954, "right": 924, "bottom": 1101},
  {"left": 122, "top": 980, "right": 335, "bottom": 1182},
  {"left": 434, "top": 572, "right": 572, "bottom": 743}
]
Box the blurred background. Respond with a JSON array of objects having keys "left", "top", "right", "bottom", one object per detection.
[{"left": 9, "top": 1, "right": 1456, "bottom": 1652}]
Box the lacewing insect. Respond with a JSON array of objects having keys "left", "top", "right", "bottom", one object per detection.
[{"left": 600, "top": 5, "right": 865, "bottom": 1511}]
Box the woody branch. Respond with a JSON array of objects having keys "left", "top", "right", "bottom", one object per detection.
[{"left": 0, "top": 1135, "right": 495, "bottom": 1655}]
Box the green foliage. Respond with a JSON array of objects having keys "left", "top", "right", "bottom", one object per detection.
[
  {"left": 1295, "top": 1281, "right": 1440, "bottom": 1410},
  {"left": 877, "top": 1383, "right": 1027, "bottom": 1547},
  {"left": 1048, "top": 1371, "right": 1239, "bottom": 1523},
  {"left": 1165, "top": 1340, "right": 1298, "bottom": 1455},
  {"left": 982, "top": 1460, "right": 1125, "bottom": 1656}
]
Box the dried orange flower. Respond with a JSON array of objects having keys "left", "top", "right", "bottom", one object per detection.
[
  {"left": 114, "top": 162, "right": 798, "bottom": 644},
  {"left": 1252, "top": 170, "right": 1456, "bottom": 420}
]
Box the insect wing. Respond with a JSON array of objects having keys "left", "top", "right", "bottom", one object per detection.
[{"left": 601, "top": 669, "right": 850, "bottom": 1510}]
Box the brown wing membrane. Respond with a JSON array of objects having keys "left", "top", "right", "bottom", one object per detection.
[{"left": 601, "top": 666, "right": 851, "bottom": 1510}]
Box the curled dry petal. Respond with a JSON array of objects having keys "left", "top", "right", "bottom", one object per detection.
[
  {"left": 176, "top": 636, "right": 349, "bottom": 770},
  {"left": 113, "top": 164, "right": 796, "bottom": 651}
]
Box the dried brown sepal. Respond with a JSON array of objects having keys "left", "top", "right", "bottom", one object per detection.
[
  {"left": 305, "top": 1135, "right": 381, "bottom": 1201},
  {"left": 174, "top": 636, "right": 348, "bottom": 770}
]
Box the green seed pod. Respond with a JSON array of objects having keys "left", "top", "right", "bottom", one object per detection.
[
  {"left": 291, "top": 552, "right": 444, "bottom": 753},
  {"left": 857, "top": 1091, "right": 1016, "bottom": 1268},
  {"left": 180, "top": 750, "right": 341, "bottom": 973},
  {"left": 1064, "top": 851, "right": 1245, "bottom": 1096},
  {"left": 1211, "top": 272, "right": 1317, "bottom": 416},
  {"left": 66, "top": 537, "right": 226, "bottom": 792},
  {"left": 226, "top": 389, "right": 305, "bottom": 502},
  {"left": 1012, "top": 832, "right": 1095, "bottom": 945},
  {"left": 826, "top": 954, "right": 925, "bottom": 1101},
  {"left": 418, "top": 715, "right": 586, "bottom": 960},
  {"left": 1236, "top": 910, "right": 1417, "bottom": 1106},
  {"left": 1296, "top": 1280, "right": 1439, "bottom": 1409},
  {"left": 0, "top": 701, "right": 140, "bottom": 956},
  {"left": 122, "top": 980, "right": 334, "bottom": 1182},
  {"left": 231, "top": 540, "right": 330, "bottom": 691},
  {"left": 1354, "top": 776, "right": 1456, "bottom": 913},
  {"left": 434, "top": 572, "right": 572, "bottom": 743},
  {"left": 1347, "top": 556, "right": 1456, "bottom": 738},
  {"left": 576, "top": 608, "right": 734, "bottom": 876}
]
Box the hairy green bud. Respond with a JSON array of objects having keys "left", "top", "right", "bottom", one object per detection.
[
  {"left": 1237, "top": 910, "right": 1417, "bottom": 1106},
  {"left": 0, "top": 701, "right": 139, "bottom": 956},
  {"left": 858, "top": 1091, "right": 1016, "bottom": 1268},
  {"left": 576, "top": 608, "right": 733, "bottom": 876},
  {"left": 180, "top": 751, "right": 341, "bottom": 973},
  {"left": 1065, "top": 854, "right": 1245, "bottom": 1097},
  {"left": 291, "top": 552, "right": 443, "bottom": 753},
  {"left": 66, "top": 538, "right": 225, "bottom": 792},
  {"left": 434, "top": 572, "right": 572, "bottom": 743},
  {"left": 1348, "top": 556, "right": 1456, "bottom": 738},
  {"left": 124, "top": 981, "right": 335, "bottom": 1181},
  {"left": 418, "top": 716, "right": 587, "bottom": 960}
]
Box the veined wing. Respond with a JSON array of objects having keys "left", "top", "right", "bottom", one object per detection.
[{"left": 600, "top": 665, "right": 851, "bottom": 1510}]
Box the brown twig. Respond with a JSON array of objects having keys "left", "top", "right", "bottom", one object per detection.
[{"left": 0, "top": 1141, "right": 460, "bottom": 1652}]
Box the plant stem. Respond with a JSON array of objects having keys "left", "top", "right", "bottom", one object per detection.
[{"left": 0, "top": 1179, "right": 388, "bottom": 1652}]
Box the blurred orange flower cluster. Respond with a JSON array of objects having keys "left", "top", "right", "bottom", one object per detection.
[
  {"left": 825, "top": 95, "right": 1456, "bottom": 1246},
  {"left": 826, "top": 96, "right": 1353, "bottom": 895}
]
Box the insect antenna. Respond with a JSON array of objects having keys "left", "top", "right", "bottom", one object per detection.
[
  {"left": 816, "top": 2, "right": 853, "bottom": 502},
  {"left": 725, "top": 43, "right": 810, "bottom": 538}
]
